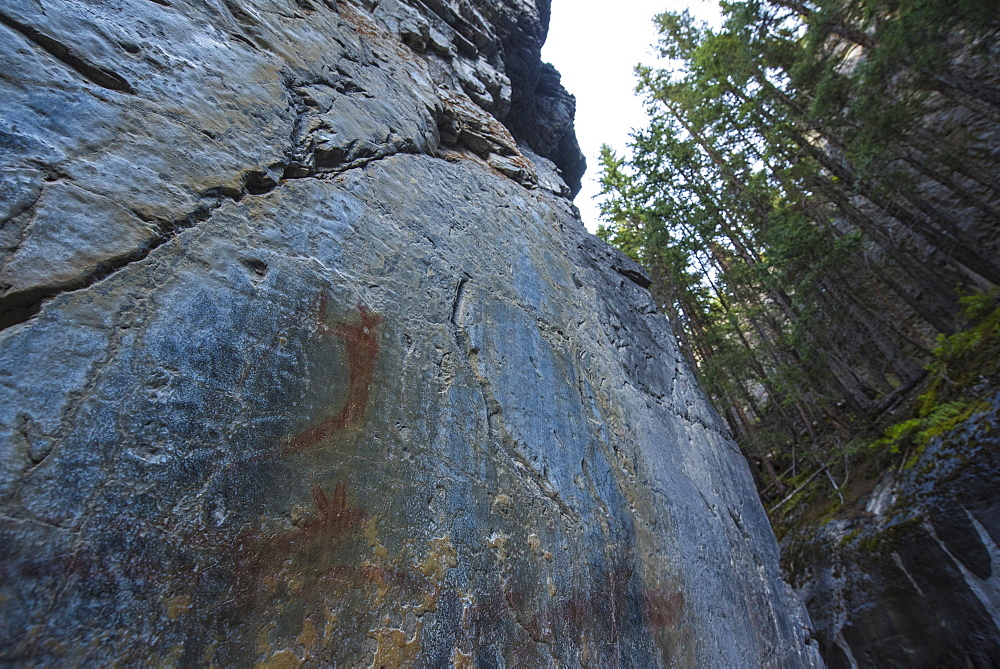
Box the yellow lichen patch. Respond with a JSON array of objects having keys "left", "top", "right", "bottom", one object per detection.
[
  {"left": 525, "top": 535, "right": 555, "bottom": 562},
  {"left": 287, "top": 573, "right": 305, "bottom": 594},
  {"left": 414, "top": 586, "right": 439, "bottom": 614},
  {"left": 418, "top": 534, "right": 458, "bottom": 583},
  {"left": 256, "top": 649, "right": 302, "bottom": 669},
  {"left": 289, "top": 501, "right": 311, "bottom": 526},
  {"left": 365, "top": 561, "right": 390, "bottom": 606},
  {"left": 547, "top": 576, "right": 557, "bottom": 597},
  {"left": 369, "top": 624, "right": 420, "bottom": 669},
  {"left": 491, "top": 494, "right": 512, "bottom": 515},
  {"left": 451, "top": 646, "right": 474, "bottom": 668},
  {"left": 323, "top": 610, "right": 338, "bottom": 639},
  {"left": 256, "top": 623, "right": 276, "bottom": 657},
  {"left": 201, "top": 641, "right": 218, "bottom": 665},
  {"left": 163, "top": 595, "right": 192, "bottom": 620},
  {"left": 363, "top": 514, "right": 389, "bottom": 560},
  {"left": 296, "top": 618, "right": 319, "bottom": 652}
]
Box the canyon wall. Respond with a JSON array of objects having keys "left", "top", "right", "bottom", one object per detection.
[
  {"left": 783, "top": 394, "right": 1000, "bottom": 668},
  {"left": 0, "top": 0, "right": 819, "bottom": 665}
]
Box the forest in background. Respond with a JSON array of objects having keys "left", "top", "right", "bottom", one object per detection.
[{"left": 596, "top": 0, "right": 1000, "bottom": 531}]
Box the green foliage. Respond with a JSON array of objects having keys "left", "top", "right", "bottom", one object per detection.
[
  {"left": 919, "top": 294, "right": 1000, "bottom": 409},
  {"left": 870, "top": 401, "right": 982, "bottom": 456},
  {"left": 868, "top": 291, "right": 998, "bottom": 463},
  {"left": 926, "top": 294, "right": 1000, "bottom": 385}
]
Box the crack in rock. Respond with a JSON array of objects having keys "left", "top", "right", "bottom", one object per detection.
[{"left": 0, "top": 9, "right": 135, "bottom": 93}]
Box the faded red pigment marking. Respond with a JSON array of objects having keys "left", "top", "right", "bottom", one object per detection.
[
  {"left": 518, "top": 561, "right": 684, "bottom": 646},
  {"left": 286, "top": 297, "right": 384, "bottom": 453},
  {"left": 301, "top": 482, "right": 367, "bottom": 539},
  {"left": 229, "top": 482, "right": 371, "bottom": 607},
  {"left": 222, "top": 481, "right": 444, "bottom": 629},
  {"left": 237, "top": 482, "right": 367, "bottom": 564},
  {"left": 642, "top": 588, "right": 685, "bottom": 629},
  {"left": 52, "top": 484, "right": 371, "bottom": 595},
  {"left": 316, "top": 562, "right": 434, "bottom": 603}
]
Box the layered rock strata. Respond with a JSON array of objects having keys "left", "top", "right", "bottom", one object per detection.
[{"left": 0, "top": 0, "right": 818, "bottom": 665}]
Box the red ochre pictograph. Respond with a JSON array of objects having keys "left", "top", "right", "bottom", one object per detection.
[{"left": 285, "top": 295, "right": 384, "bottom": 453}]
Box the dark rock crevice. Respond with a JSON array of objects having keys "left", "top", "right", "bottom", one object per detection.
[
  {"left": 465, "top": 0, "right": 584, "bottom": 195},
  {"left": 0, "top": 145, "right": 397, "bottom": 333},
  {"left": 0, "top": 9, "right": 135, "bottom": 93},
  {"left": 0, "top": 192, "right": 219, "bottom": 332},
  {"left": 503, "top": 61, "right": 585, "bottom": 196},
  {"left": 0, "top": 99, "right": 540, "bottom": 335}
]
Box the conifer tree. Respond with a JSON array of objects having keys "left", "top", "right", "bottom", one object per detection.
[{"left": 599, "top": 0, "right": 999, "bottom": 499}]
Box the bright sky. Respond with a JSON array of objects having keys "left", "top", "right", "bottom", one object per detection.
[{"left": 542, "top": 0, "right": 721, "bottom": 232}]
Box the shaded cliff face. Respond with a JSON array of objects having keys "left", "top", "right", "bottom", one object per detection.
[
  {"left": 783, "top": 395, "right": 1000, "bottom": 668},
  {"left": 0, "top": 1, "right": 815, "bottom": 665}
]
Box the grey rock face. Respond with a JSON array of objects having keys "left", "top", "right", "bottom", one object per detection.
[
  {"left": 352, "top": 0, "right": 586, "bottom": 194},
  {"left": 0, "top": 0, "right": 816, "bottom": 665},
  {"left": 784, "top": 396, "right": 1000, "bottom": 668}
]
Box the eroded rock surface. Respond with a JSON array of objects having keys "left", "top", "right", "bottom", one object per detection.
[
  {"left": 784, "top": 395, "right": 1000, "bottom": 668},
  {"left": 0, "top": 0, "right": 817, "bottom": 665}
]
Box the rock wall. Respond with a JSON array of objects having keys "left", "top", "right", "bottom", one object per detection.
[
  {"left": 783, "top": 394, "right": 1000, "bottom": 668},
  {"left": 0, "top": 0, "right": 818, "bottom": 665}
]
